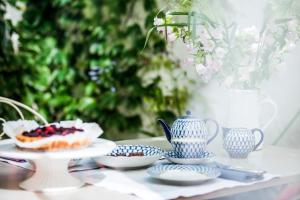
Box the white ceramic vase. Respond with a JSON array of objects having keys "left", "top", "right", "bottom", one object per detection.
[{"left": 225, "top": 89, "right": 278, "bottom": 150}]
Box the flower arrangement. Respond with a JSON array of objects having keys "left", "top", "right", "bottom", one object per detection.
[{"left": 149, "top": 0, "right": 300, "bottom": 89}]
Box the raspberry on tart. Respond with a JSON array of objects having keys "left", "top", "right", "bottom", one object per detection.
[{"left": 16, "top": 125, "right": 84, "bottom": 143}]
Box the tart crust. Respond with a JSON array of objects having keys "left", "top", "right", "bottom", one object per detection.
[{"left": 16, "top": 134, "right": 90, "bottom": 151}]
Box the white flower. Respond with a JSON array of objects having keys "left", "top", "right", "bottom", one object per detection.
[
  {"left": 197, "top": 25, "right": 211, "bottom": 41},
  {"left": 210, "top": 27, "right": 223, "bottom": 40},
  {"left": 11, "top": 32, "right": 19, "bottom": 53},
  {"left": 157, "top": 26, "right": 175, "bottom": 36},
  {"left": 244, "top": 26, "right": 258, "bottom": 35},
  {"left": 285, "top": 41, "right": 297, "bottom": 51},
  {"left": 243, "top": 26, "right": 259, "bottom": 41},
  {"left": 205, "top": 55, "right": 221, "bottom": 72},
  {"left": 202, "top": 73, "right": 212, "bottom": 83},
  {"left": 250, "top": 43, "right": 259, "bottom": 53},
  {"left": 286, "top": 31, "right": 299, "bottom": 43},
  {"left": 202, "top": 40, "right": 215, "bottom": 52},
  {"left": 195, "top": 64, "right": 208, "bottom": 76},
  {"left": 288, "top": 18, "right": 298, "bottom": 31},
  {"left": 153, "top": 17, "right": 164, "bottom": 26},
  {"left": 212, "top": 60, "right": 222, "bottom": 72}
]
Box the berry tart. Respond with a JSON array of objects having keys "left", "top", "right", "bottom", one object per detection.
[{"left": 3, "top": 119, "right": 102, "bottom": 151}]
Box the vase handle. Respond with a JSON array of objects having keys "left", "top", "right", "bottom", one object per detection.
[
  {"left": 260, "top": 97, "right": 278, "bottom": 131},
  {"left": 204, "top": 119, "right": 219, "bottom": 144},
  {"left": 252, "top": 128, "right": 264, "bottom": 151}
]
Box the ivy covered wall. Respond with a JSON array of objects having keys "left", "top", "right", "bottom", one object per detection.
[{"left": 0, "top": 0, "right": 190, "bottom": 140}]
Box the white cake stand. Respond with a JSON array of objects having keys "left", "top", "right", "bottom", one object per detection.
[{"left": 0, "top": 139, "right": 116, "bottom": 192}]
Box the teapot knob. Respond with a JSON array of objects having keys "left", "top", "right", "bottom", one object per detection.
[{"left": 186, "top": 110, "right": 192, "bottom": 116}]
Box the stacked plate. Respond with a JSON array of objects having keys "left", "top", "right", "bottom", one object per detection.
[
  {"left": 147, "top": 163, "right": 221, "bottom": 183},
  {"left": 145, "top": 150, "right": 220, "bottom": 184},
  {"left": 164, "top": 150, "right": 216, "bottom": 165}
]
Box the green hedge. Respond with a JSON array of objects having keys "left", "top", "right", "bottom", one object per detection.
[{"left": 0, "top": 0, "right": 190, "bottom": 140}]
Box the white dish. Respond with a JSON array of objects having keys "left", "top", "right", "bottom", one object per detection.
[
  {"left": 147, "top": 163, "right": 221, "bottom": 184},
  {"left": 165, "top": 151, "right": 216, "bottom": 165},
  {"left": 94, "top": 145, "right": 163, "bottom": 169},
  {"left": 0, "top": 139, "right": 116, "bottom": 192}
]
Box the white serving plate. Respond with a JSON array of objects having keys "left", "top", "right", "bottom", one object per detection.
[
  {"left": 165, "top": 151, "right": 216, "bottom": 165},
  {"left": 94, "top": 145, "right": 163, "bottom": 169},
  {"left": 147, "top": 163, "right": 221, "bottom": 184},
  {"left": 0, "top": 139, "right": 116, "bottom": 192}
]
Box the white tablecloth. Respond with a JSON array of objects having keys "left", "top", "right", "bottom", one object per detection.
[
  {"left": 0, "top": 158, "right": 279, "bottom": 200},
  {"left": 73, "top": 160, "right": 279, "bottom": 200}
]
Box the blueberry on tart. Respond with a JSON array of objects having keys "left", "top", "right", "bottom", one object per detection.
[{"left": 3, "top": 119, "right": 103, "bottom": 151}]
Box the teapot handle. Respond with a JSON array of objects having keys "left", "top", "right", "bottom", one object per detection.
[
  {"left": 204, "top": 119, "right": 219, "bottom": 144},
  {"left": 252, "top": 128, "right": 264, "bottom": 151}
]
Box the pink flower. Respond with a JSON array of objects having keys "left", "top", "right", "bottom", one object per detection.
[
  {"left": 183, "top": 57, "right": 195, "bottom": 67},
  {"left": 153, "top": 17, "right": 164, "bottom": 26},
  {"left": 185, "top": 43, "right": 197, "bottom": 54},
  {"left": 205, "top": 55, "right": 221, "bottom": 72},
  {"left": 167, "top": 32, "right": 177, "bottom": 42}
]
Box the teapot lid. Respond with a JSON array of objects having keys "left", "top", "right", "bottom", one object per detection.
[{"left": 179, "top": 110, "right": 197, "bottom": 119}]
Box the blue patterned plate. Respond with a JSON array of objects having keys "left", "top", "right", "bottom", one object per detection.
[
  {"left": 94, "top": 145, "right": 163, "bottom": 169},
  {"left": 165, "top": 151, "right": 215, "bottom": 165},
  {"left": 147, "top": 163, "right": 221, "bottom": 183}
]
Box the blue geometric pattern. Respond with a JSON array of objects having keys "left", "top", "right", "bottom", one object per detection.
[
  {"left": 165, "top": 150, "right": 215, "bottom": 159},
  {"left": 147, "top": 163, "right": 221, "bottom": 178},
  {"left": 171, "top": 141, "right": 207, "bottom": 158},
  {"left": 108, "top": 145, "right": 163, "bottom": 157},
  {"left": 171, "top": 119, "right": 209, "bottom": 140},
  {"left": 223, "top": 128, "right": 257, "bottom": 158}
]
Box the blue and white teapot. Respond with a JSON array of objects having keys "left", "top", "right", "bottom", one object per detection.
[{"left": 158, "top": 111, "right": 219, "bottom": 157}]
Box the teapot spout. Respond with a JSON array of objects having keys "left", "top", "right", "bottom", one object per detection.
[{"left": 157, "top": 119, "right": 172, "bottom": 143}]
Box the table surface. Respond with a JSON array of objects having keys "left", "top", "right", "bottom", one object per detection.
[{"left": 1, "top": 137, "right": 300, "bottom": 200}]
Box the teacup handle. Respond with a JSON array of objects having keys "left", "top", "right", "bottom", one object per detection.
[
  {"left": 204, "top": 119, "right": 219, "bottom": 144},
  {"left": 252, "top": 128, "right": 264, "bottom": 151}
]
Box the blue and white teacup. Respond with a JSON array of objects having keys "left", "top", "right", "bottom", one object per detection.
[
  {"left": 223, "top": 127, "right": 264, "bottom": 159},
  {"left": 171, "top": 138, "right": 207, "bottom": 158}
]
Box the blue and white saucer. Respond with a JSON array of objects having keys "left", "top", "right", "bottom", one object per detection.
[
  {"left": 147, "top": 163, "right": 221, "bottom": 183},
  {"left": 165, "top": 151, "right": 215, "bottom": 165},
  {"left": 94, "top": 145, "right": 163, "bottom": 169}
]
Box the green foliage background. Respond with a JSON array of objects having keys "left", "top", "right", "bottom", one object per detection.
[{"left": 0, "top": 0, "right": 190, "bottom": 140}]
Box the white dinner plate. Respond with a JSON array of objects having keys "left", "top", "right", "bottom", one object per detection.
[
  {"left": 147, "top": 163, "right": 221, "bottom": 184},
  {"left": 94, "top": 145, "right": 163, "bottom": 169},
  {"left": 0, "top": 138, "right": 116, "bottom": 160}
]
